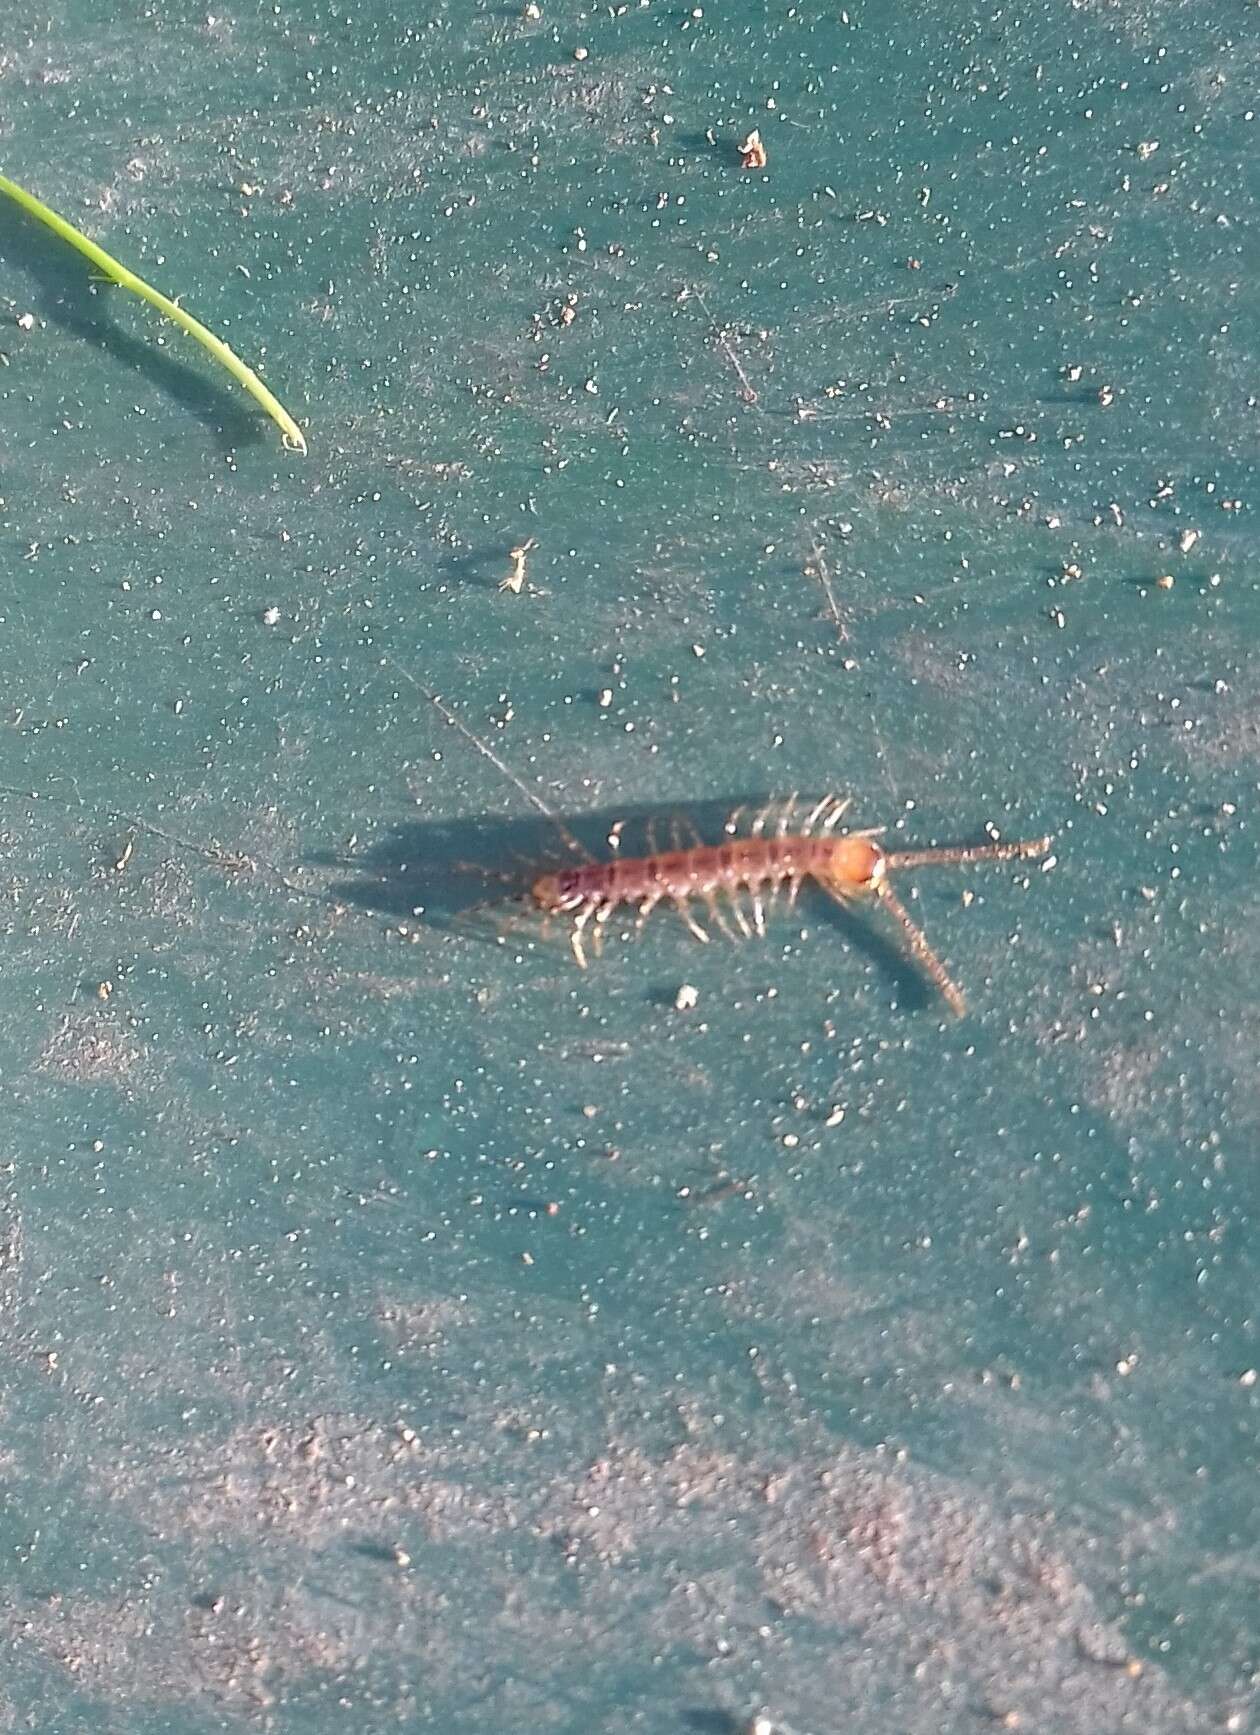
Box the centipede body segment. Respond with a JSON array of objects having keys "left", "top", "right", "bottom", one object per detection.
[{"left": 529, "top": 795, "right": 1051, "bottom": 1015}]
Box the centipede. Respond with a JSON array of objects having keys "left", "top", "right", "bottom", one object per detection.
[{"left": 529, "top": 795, "right": 1051, "bottom": 1015}]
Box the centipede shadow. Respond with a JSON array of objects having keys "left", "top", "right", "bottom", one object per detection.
[{"left": 324, "top": 798, "right": 932, "bottom": 1007}]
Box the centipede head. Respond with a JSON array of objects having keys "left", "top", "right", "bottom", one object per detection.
[{"left": 822, "top": 832, "right": 887, "bottom": 897}]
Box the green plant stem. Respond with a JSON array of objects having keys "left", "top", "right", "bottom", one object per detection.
[{"left": 0, "top": 171, "right": 306, "bottom": 454}]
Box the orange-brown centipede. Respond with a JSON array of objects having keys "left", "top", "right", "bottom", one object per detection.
[{"left": 529, "top": 795, "right": 1051, "bottom": 1015}]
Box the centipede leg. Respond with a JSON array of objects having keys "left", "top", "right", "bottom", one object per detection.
[
  {"left": 819, "top": 796, "right": 852, "bottom": 833},
  {"left": 725, "top": 888, "right": 753, "bottom": 938},
  {"left": 634, "top": 891, "right": 664, "bottom": 931},
  {"left": 672, "top": 897, "right": 711, "bottom": 947},
  {"left": 591, "top": 900, "right": 619, "bottom": 956},
  {"left": 750, "top": 891, "right": 767, "bottom": 936},
  {"left": 702, "top": 890, "right": 739, "bottom": 942},
  {"left": 569, "top": 901, "right": 598, "bottom": 969},
  {"left": 776, "top": 794, "right": 800, "bottom": 837},
  {"left": 802, "top": 795, "right": 835, "bottom": 833}
]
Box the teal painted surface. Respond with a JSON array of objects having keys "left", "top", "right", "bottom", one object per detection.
[{"left": 0, "top": 0, "right": 1257, "bottom": 1728}]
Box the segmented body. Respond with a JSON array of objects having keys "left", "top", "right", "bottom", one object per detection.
[
  {"left": 541, "top": 832, "right": 882, "bottom": 912},
  {"left": 528, "top": 794, "right": 1051, "bottom": 1016}
]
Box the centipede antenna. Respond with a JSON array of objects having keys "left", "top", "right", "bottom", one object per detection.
[
  {"left": 883, "top": 835, "right": 1051, "bottom": 873},
  {"left": 875, "top": 881, "right": 967, "bottom": 1017}
]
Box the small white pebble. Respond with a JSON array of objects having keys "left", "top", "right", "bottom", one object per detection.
[
  {"left": 674, "top": 983, "right": 699, "bottom": 1011},
  {"left": 1178, "top": 528, "right": 1200, "bottom": 553},
  {"left": 261, "top": 605, "right": 281, "bottom": 625},
  {"left": 15, "top": 312, "right": 35, "bottom": 331},
  {"left": 573, "top": 45, "right": 588, "bottom": 60},
  {"left": 1240, "top": 1369, "right": 1257, "bottom": 1387}
]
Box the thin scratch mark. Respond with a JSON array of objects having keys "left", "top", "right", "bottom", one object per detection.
[{"left": 384, "top": 657, "right": 590, "bottom": 862}]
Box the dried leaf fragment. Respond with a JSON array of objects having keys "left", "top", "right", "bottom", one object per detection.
[
  {"left": 501, "top": 537, "right": 538, "bottom": 594},
  {"left": 739, "top": 129, "right": 767, "bottom": 170}
]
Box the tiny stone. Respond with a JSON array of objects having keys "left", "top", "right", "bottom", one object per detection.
[
  {"left": 262, "top": 605, "right": 281, "bottom": 625},
  {"left": 523, "top": 0, "right": 540, "bottom": 13},
  {"left": 1240, "top": 1368, "right": 1257, "bottom": 1387},
  {"left": 15, "top": 312, "right": 35, "bottom": 331},
  {"left": 573, "top": 45, "right": 588, "bottom": 60},
  {"left": 393, "top": 1547, "right": 411, "bottom": 1568},
  {"left": 1178, "top": 528, "right": 1200, "bottom": 553},
  {"left": 1155, "top": 574, "right": 1174, "bottom": 590},
  {"left": 674, "top": 983, "right": 700, "bottom": 1010}
]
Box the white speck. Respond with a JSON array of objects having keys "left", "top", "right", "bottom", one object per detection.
[
  {"left": 262, "top": 606, "right": 281, "bottom": 625},
  {"left": 674, "top": 983, "right": 699, "bottom": 1010}
]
